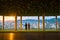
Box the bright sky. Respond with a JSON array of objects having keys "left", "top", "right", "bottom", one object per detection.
[
  {"left": 39, "top": 16, "right": 43, "bottom": 20},
  {"left": 57, "top": 16, "right": 60, "bottom": 18},
  {"left": 0, "top": 16, "right": 3, "bottom": 21},
  {"left": 22, "top": 16, "right": 38, "bottom": 20},
  {"left": 0, "top": 16, "right": 60, "bottom": 21},
  {"left": 4, "top": 16, "right": 15, "bottom": 21},
  {"left": 39, "top": 16, "right": 56, "bottom": 20},
  {"left": 45, "top": 16, "right": 56, "bottom": 19},
  {"left": 17, "top": 16, "right": 20, "bottom": 20}
]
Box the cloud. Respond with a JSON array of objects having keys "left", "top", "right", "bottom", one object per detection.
[
  {"left": 45, "top": 16, "right": 56, "bottom": 19},
  {"left": 17, "top": 16, "right": 20, "bottom": 20},
  {"left": 57, "top": 16, "right": 60, "bottom": 18},
  {"left": 39, "top": 16, "right": 43, "bottom": 20},
  {"left": 0, "top": 16, "right": 3, "bottom": 21},
  {"left": 22, "top": 16, "right": 38, "bottom": 20}
]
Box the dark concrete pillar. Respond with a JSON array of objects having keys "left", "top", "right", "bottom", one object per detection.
[
  {"left": 38, "top": 16, "right": 40, "bottom": 30},
  {"left": 14, "top": 15, "right": 17, "bottom": 31},
  {"left": 20, "top": 16, "right": 22, "bottom": 30},
  {"left": 2, "top": 16, "right": 4, "bottom": 30}
]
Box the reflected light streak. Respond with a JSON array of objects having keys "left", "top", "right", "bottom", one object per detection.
[{"left": 9, "top": 33, "right": 14, "bottom": 40}]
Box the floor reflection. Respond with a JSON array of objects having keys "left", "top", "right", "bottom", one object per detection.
[
  {"left": 9, "top": 33, "right": 14, "bottom": 40},
  {"left": 0, "top": 32, "right": 59, "bottom": 40},
  {"left": 3, "top": 33, "right": 26, "bottom": 40},
  {"left": 3, "top": 33, "right": 15, "bottom": 40},
  {"left": 0, "top": 33, "right": 41, "bottom": 40}
]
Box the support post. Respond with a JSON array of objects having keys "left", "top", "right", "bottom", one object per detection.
[
  {"left": 20, "top": 16, "right": 22, "bottom": 30},
  {"left": 56, "top": 16, "right": 57, "bottom": 31},
  {"left": 43, "top": 14, "right": 45, "bottom": 31},
  {"left": 2, "top": 16, "right": 4, "bottom": 30},
  {"left": 14, "top": 15, "right": 17, "bottom": 31},
  {"left": 38, "top": 16, "right": 40, "bottom": 30}
]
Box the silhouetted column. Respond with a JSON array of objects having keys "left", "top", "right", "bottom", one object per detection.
[
  {"left": 2, "top": 16, "right": 4, "bottom": 30},
  {"left": 56, "top": 16, "right": 57, "bottom": 31},
  {"left": 43, "top": 14, "right": 45, "bottom": 31},
  {"left": 20, "top": 16, "right": 22, "bottom": 30},
  {"left": 15, "top": 15, "right": 17, "bottom": 31},
  {"left": 38, "top": 16, "right": 40, "bottom": 30}
]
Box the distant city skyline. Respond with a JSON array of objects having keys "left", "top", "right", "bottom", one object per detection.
[{"left": 0, "top": 16, "right": 60, "bottom": 30}]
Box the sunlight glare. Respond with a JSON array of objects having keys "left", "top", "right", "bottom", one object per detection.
[
  {"left": 4, "top": 16, "right": 15, "bottom": 21},
  {"left": 0, "top": 16, "right": 3, "bottom": 21},
  {"left": 9, "top": 33, "right": 14, "bottom": 40}
]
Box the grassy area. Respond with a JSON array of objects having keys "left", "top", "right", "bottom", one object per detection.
[
  {"left": 0, "top": 28, "right": 60, "bottom": 32},
  {"left": 0, "top": 29, "right": 60, "bottom": 33}
]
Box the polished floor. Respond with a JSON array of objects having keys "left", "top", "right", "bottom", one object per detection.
[{"left": 0, "top": 32, "right": 60, "bottom": 40}]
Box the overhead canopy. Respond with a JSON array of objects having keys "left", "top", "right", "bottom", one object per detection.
[{"left": 0, "top": 0, "right": 59, "bottom": 16}]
